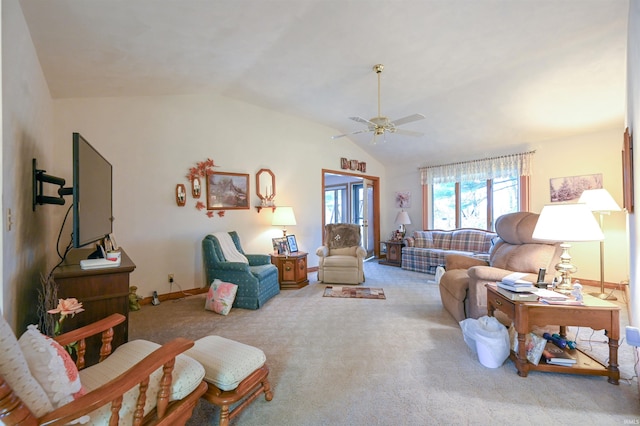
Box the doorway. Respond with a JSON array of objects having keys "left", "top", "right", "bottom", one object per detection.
[{"left": 321, "top": 169, "right": 380, "bottom": 258}]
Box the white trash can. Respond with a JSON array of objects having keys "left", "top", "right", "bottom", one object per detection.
[{"left": 460, "top": 316, "right": 510, "bottom": 368}]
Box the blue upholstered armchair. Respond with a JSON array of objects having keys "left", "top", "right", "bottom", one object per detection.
[{"left": 202, "top": 232, "right": 280, "bottom": 309}]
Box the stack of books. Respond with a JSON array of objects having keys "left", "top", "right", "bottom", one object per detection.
[
  {"left": 542, "top": 342, "right": 577, "bottom": 366},
  {"left": 496, "top": 272, "right": 538, "bottom": 301}
]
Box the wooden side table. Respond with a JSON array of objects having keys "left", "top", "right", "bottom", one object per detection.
[
  {"left": 486, "top": 284, "right": 620, "bottom": 384},
  {"left": 270, "top": 251, "right": 309, "bottom": 289},
  {"left": 379, "top": 240, "right": 404, "bottom": 267}
]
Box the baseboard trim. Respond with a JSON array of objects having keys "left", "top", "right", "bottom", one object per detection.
[
  {"left": 140, "top": 287, "right": 208, "bottom": 305},
  {"left": 574, "top": 277, "right": 628, "bottom": 291}
]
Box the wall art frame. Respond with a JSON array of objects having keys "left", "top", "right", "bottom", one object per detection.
[
  {"left": 206, "top": 171, "right": 250, "bottom": 210},
  {"left": 549, "top": 173, "right": 602, "bottom": 203},
  {"left": 395, "top": 191, "right": 411, "bottom": 208},
  {"left": 623, "top": 127, "right": 634, "bottom": 213}
]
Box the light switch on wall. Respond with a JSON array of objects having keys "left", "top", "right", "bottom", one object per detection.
[{"left": 6, "top": 208, "right": 13, "bottom": 231}]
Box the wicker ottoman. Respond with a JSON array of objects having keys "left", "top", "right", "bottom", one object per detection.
[{"left": 185, "top": 336, "right": 272, "bottom": 426}]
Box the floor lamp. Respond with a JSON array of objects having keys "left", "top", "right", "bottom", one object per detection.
[{"left": 578, "top": 189, "right": 622, "bottom": 300}]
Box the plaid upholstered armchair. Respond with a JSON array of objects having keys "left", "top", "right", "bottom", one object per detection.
[{"left": 316, "top": 223, "right": 366, "bottom": 284}]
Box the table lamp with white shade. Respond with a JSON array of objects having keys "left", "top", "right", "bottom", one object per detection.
[
  {"left": 578, "top": 188, "right": 622, "bottom": 300},
  {"left": 532, "top": 203, "right": 604, "bottom": 293},
  {"left": 395, "top": 211, "right": 411, "bottom": 237},
  {"left": 272, "top": 206, "right": 297, "bottom": 237}
]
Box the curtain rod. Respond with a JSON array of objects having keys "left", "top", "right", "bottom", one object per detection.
[{"left": 418, "top": 150, "right": 536, "bottom": 171}]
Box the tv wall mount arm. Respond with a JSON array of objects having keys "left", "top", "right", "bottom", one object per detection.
[{"left": 32, "top": 158, "right": 72, "bottom": 211}]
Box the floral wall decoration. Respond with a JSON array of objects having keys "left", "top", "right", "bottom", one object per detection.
[
  {"left": 395, "top": 191, "right": 411, "bottom": 208},
  {"left": 186, "top": 158, "right": 225, "bottom": 218}
]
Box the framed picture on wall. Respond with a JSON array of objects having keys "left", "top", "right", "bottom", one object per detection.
[
  {"left": 623, "top": 127, "right": 634, "bottom": 213},
  {"left": 206, "top": 171, "right": 250, "bottom": 210}
]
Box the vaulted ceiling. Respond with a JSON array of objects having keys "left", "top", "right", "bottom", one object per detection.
[{"left": 19, "top": 0, "right": 628, "bottom": 167}]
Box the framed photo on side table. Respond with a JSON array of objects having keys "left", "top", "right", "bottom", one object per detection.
[
  {"left": 272, "top": 237, "right": 288, "bottom": 255},
  {"left": 286, "top": 235, "right": 299, "bottom": 253}
]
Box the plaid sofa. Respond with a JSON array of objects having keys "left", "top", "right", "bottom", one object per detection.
[{"left": 401, "top": 229, "right": 497, "bottom": 274}]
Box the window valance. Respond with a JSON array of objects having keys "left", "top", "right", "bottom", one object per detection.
[{"left": 419, "top": 151, "right": 535, "bottom": 185}]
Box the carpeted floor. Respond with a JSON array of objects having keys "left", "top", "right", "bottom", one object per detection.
[{"left": 129, "top": 261, "right": 639, "bottom": 425}]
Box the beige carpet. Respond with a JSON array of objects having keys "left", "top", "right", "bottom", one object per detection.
[{"left": 129, "top": 261, "right": 639, "bottom": 425}]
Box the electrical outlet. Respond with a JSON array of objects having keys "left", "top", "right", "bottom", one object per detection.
[
  {"left": 626, "top": 326, "right": 640, "bottom": 347},
  {"left": 168, "top": 274, "right": 174, "bottom": 283}
]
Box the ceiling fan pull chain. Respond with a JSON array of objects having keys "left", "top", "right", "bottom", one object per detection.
[{"left": 376, "top": 64, "right": 382, "bottom": 118}]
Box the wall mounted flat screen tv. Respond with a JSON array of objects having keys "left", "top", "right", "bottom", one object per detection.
[{"left": 72, "top": 132, "right": 113, "bottom": 249}]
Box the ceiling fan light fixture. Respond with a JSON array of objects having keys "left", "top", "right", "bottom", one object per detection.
[{"left": 331, "top": 63, "right": 425, "bottom": 141}]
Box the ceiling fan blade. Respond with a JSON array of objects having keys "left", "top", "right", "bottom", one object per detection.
[
  {"left": 394, "top": 128, "right": 424, "bottom": 137},
  {"left": 390, "top": 113, "right": 426, "bottom": 127},
  {"left": 349, "top": 116, "right": 376, "bottom": 126},
  {"left": 331, "top": 128, "right": 373, "bottom": 140}
]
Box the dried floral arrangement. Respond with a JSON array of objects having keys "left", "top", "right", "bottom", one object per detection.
[{"left": 186, "top": 158, "right": 225, "bottom": 218}]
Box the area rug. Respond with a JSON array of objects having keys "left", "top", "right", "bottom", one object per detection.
[{"left": 322, "top": 286, "right": 386, "bottom": 299}]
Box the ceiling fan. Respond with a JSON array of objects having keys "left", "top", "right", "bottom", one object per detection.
[{"left": 332, "top": 64, "right": 425, "bottom": 143}]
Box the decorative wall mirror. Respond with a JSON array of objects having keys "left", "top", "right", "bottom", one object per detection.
[
  {"left": 192, "top": 177, "right": 201, "bottom": 198},
  {"left": 256, "top": 168, "right": 276, "bottom": 207},
  {"left": 176, "top": 184, "right": 186, "bottom": 206}
]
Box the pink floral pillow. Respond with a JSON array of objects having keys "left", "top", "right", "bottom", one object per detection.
[
  {"left": 205, "top": 279, "right": 238, "bottom": 315},
  {"left": 18, "top": 325, "right": 88, "bottom": 423}
]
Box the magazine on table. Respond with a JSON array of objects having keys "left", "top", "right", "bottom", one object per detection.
[{"left": 531, "top": 288, "right": 569, "bottom": 300}]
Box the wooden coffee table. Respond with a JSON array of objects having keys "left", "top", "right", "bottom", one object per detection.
[{"left": 486, "top": 284, "right": 620, "bottom": 384}]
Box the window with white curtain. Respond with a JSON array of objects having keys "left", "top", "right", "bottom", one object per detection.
[{"left": 421, "top": 152, "right": 534, "bottom": 230}]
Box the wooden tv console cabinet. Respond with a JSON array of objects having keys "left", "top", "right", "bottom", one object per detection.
[{"left": 53, "top": 248, "right": 136, "bottom": 367}]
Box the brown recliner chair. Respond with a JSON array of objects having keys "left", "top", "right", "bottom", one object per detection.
[{"left": 439, "top": 212, "right": 562, "bottom": 323}]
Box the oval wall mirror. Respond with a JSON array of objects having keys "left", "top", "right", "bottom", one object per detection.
[{"left": 256, "top": 169, "right": 276, "bottom": 202}]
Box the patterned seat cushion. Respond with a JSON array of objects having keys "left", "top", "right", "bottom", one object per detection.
[
  {"left": 80, "top": 339, "right": 205, "bottom": 424},
  {"left": 450, "top": 229, "right": 495, "bottom": 253},
  {"left": 185, "top": 336, "right": 266, "bottom": 391}
]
